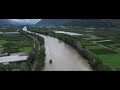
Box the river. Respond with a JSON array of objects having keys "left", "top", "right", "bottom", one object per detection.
[
  {"left": 40, "top": 35, "right": 91, "bottom": 71},
  {"left": 23, "top": 26, "right": 92, "bottom": 71}
]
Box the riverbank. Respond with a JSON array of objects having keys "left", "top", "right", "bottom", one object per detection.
[{"left": 20, "top": 30, "right": 46, "bottom": 71}]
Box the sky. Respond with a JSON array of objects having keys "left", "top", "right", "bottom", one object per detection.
[{"left": 10, "top": 19, "right": 41, "bottom": 24}]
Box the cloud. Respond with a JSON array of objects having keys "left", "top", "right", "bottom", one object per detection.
[{"left": 9, "top": 19, "right": 41, "bottom": 24}]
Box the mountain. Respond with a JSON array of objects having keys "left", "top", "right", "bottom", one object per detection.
[
  {"left": 0, "top": 19, "right": 12, "bottom": 26},
  {"left": 0, "top": 19, "right": 37, "bottom": 26},
  {"left": 36, "top": 19, "right": 72, "bottom": 25},
  {"left": 8, "top": 20, "right": 29, "bottom": 25},
  {"left": 36, "top": 19, "right": 120, "bottom": 28},
  {"left": 0, "top": 19, "right": 22, "bottom": 26},
  {"left": 1, "top": 19, "right": 120, "bottom": 27},
  {"left": 63, "top": 19, "right": 120, "bottom": 28}
]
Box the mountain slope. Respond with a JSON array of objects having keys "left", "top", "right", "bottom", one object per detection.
[
  {"left": 63, "top": 19, "right": 120, "bottom": 28},
  {"left": 36, "top": 19, "right": 120, "bottom": 28},
  {"left": 0, "top": 19, "right": 37, "bottom": 26},
  {"left": 0, "top": 19, "right": 12, "bottom": 25}
]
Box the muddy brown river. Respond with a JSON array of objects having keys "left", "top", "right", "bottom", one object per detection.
[
  {"left": 38, "top": 34, "right": 92, "bottom": 71},
  {"left": 23, "top": 26, "right": 92, "bottom": 71}
]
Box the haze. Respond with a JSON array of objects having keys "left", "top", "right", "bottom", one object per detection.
[{"left": 10, "top": 19, "right": 41, "bottom": 24}]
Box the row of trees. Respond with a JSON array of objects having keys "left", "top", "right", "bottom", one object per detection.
[{"left": 21, "top": 31, "right": 46, "bottom": 71}]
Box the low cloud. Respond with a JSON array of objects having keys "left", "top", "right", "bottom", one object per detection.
[{"left": 9, "top": 19, "right": 41, "bottom": 24}]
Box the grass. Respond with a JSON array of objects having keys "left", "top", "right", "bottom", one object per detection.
[
  {"left": 81, "top": 42, "right": 97, "bottom": 46},
  {"left": 0, "top": 40, "right": 8, "bottom": 44},
  {"left": 106, "top": 44, "right": 120, "bottom": 52},
  {"left": 97, "top": 41, "right": 114, "bottom": 45},
  {"left": 0, "top": 34, "right": 26, "bottom": 41},
  {"left": 98, "top": 54, "right": 120, "bottom": 69},
  {"left": 19, "top": 47, "right": 32, "bottom": 52},
  {"left": 86, "top": 45, "right": 105, "bottom": 49},
  {"left": 89, "top": 48, "right": 118, "bottom": 55},
  {"left": 0, "top": 48, "right": 3, "bottom": 54},
  {"left": 115, "top": 48, "right": 120, "bottom": 52},
  {"left": 109, "top": 43, "right": 120, "bottom": 47},
  {"left": 84, "top": 35, "right": 100, "bottom": 40}
]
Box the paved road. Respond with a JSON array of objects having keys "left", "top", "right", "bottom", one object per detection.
[{"left": 0, "top": 55, "right": 28, "bottom": 63}]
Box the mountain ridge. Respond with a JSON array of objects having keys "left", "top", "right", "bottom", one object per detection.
[{"left": 36, "top": 19, "right": 120, "bottom": 28}]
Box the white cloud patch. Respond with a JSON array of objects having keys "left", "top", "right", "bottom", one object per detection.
[{"left": 9, "top": 19, "right": 41, "bottom": 24}]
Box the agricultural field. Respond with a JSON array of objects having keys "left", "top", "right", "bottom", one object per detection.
[
  {"left": 0, "top": 33, "right": 33, "bottom": 54},
  {"left": 19, "top": 47, "right": 32, "bottom": 52},
  {"left": 0, "top": 26, "right": 45, "bottom": 71},
  {"left": 0, "top": 29, "right": 33, "bottom": 71},
  {"left": 98, "top": 54, "right": 120, "bottom": 69},
  {"left": 0, "top": 26, "right": 20, "bottom": 32},
  {"left": 0, "top": 40, "right": 8, "bottom": 44},
  {"left": 68, "top": 28, "right": 120, "bottom": 70},
  {"left": 0, "top": 48, "right": 3, "bottom": 54}
]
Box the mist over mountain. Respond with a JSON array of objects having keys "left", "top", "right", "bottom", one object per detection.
[
  {"left": 0, "top": 19, "right": 12, "bottom": 26},
  {"left": 1, "top": 19, "right": 120, "bottom": 27},
  {"left": 9, "top": 19, "right": 41, "bottom": 25},
  {"left": 0, "top": 19, "right": 41, "bottom": 26}
]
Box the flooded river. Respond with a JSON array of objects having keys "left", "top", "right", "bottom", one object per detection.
[
  {"left": 23, "top": 26, "right": 92, "bottom": 71},
  {"left": 40, "top": 35, "right": 91, "bottom": 71}
]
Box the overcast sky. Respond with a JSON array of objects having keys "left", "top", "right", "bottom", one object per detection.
[{"left": 10, "top": 19, "right": 41, "bottom": 24}]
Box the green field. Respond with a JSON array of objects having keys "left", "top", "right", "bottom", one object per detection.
[
  {"left": 86, "top": 45, "right": 104, "bottom": 49},
  {"left": 0, "top": 48, "right": 3, "bottom": 54},
  {"left": 0, "top": 33, "right": 33, "bottom": 54},
  {"left": 106, "top": 44, "right": 120, "bottom": 52},
  {"left": 98, "top": 54, "right": 120, "bottom": 69},
  {"left": 81, "top": 42, "right": 97, "bottom": 46},
  {"left": 0, "top": 40, "right": 8, "bottom": 44},
  {"left": 108, "top": 43, "right": 120, "bottom": 48},
  {"left": 0, "top": 34, "right": 26, "bottom": 41},
  {"left": 89, "top": 48, "right": 118, "bottom": 55},
  {"left": 115, "top": 48, "right": 120, "bottom": 52},
  {"left": 19, "top": 47, "right": 32, "bottom": 52},
  {"left": 84, "top": 35, "right": 101, "bottom": 41}
]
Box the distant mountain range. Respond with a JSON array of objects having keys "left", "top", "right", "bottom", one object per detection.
[
  {"left": 0, "top": 19, "right": 37, "bottom": 26},
  {"left": 36, "top": 19, "right": 72, "bottom": 25},
  {"left": 0, "top": 19, "right": 12, "bottom": 26},
  {"left": 36, "top": 19, "right": 120, "bottom": 28},
  {"left": 1, "top": 19, "right": 120, "bottom": 28}
]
